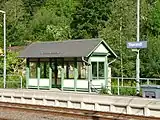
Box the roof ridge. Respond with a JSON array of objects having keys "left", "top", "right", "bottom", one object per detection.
[
  {"left": 31, "top": 38, "right": 102, "bottom": 44},
  {"left": 63, "top": 38, "right": 102, "bottom": 42}
]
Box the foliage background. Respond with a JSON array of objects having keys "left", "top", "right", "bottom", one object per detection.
[{"left": 0, "top": 0, "right": 160, "bottom": 78}]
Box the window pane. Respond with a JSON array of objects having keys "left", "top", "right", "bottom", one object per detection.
[
  {"left": 64, "top": 62, "right": 74, "bottom": 79},
  {"left": 40, "top": 62, "right": 49, "bottom": 78},
  {"left": 78, "top": 62, "right": 87, "bottom": 79},
  {"left": 69, "top": 63, "right": 74, "bottom": 79},
  {"left": 99, "top": 62, "right": 104, "bottom": 78},
  {"left": 30, "top": 62, "right": 37, "bottom": 78},
  {"left": 92, "top": 62, "right": 97, "bottom": 79},
  {"left": 58, "top": 66, "right": 62, "bottom": 78}
]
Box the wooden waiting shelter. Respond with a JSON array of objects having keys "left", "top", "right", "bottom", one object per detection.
[{"left": 19, "top": 38, "right": 117, "bottom": 92}]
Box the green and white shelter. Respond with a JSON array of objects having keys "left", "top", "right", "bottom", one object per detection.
[{"left": 19, "top": 39, "right": 117, "bottom": 92}]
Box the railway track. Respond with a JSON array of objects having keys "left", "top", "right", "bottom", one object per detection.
[{"left": 0, "top": 102, "right": 159, "bottom": 120}]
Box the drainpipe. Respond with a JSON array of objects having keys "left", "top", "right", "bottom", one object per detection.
[
  {"left": 82, "top": 57, "right": 91, "bottom": 66},
  {"left": 82, "top": 57, "right": 92, "bottom": 93}
]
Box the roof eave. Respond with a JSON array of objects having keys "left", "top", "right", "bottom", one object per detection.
[
  {"left": 18, "top": 55, "right": 89, "bottom": 58},
  {"left": 86, "top": 39, "right": 103, "bottom": 57},
  {"left": 101, "top": 40, "right": 118, "bottom": 58},
  {"left": 86, "top": 39, "right": 118, "bottom": 58}
]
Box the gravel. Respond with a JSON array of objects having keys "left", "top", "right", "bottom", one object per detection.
[{"left": 0, "top": 107, "right": 83, "bottom": 120}]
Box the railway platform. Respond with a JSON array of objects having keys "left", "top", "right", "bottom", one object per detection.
[{"left": 0, "top": 88, "right": 159, "bottom": 117}]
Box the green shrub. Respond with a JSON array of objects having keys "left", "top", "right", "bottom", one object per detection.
[{"left": 99, "top": 86, "right": 109, "bottom": 94}]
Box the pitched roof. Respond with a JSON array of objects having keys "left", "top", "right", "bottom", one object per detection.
[{"left": 19, "top": 38, "right": 117, "bottom": 58}]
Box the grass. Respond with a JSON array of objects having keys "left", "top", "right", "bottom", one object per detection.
[{"left": 0, "top": 75, "right": 25, "bottom": 88}]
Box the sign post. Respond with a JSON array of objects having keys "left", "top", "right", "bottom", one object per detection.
[
  {"left": 127, "top": 41, "right": 147, "bottom": 95},
  {"left": 136, "top": 0, "right": 140, "bottom": 95}
]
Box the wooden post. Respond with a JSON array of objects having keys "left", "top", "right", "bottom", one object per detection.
[
  {"left": 49, "top": 59, "right": 52, "bottom": 89},
  {"left": 54, "top": 58, "right": 58, "bottom": 87},
  {"left": 118, "top": 78, "right": 120, "bottom": 95},
  {"left": 97, "top": 61, "right": 99, "bottom": 79},
  {"left": 61, "top": 58, "right": 64, "bottom": 91},
  {"left": 26, "top": 58, "right": 30, "bottom": 89},
  {"left": 37, "top": 59, "right": 40, "bottom": 89},
  {"left": 104, "top": 56, "right": 108, "bottom": 88},
  {"left": 88, "top": 58, "right": 92, "bottom": 93},
  {"left": 74, "top": 58, "right": 78, "bottom": 92}
]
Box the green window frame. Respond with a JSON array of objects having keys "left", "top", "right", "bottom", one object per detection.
[{"left": 92, "top": 62, "right": 104, "bottom": 80}]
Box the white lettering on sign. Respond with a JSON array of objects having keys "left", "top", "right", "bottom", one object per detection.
[{"left": 127, "top": 41, "right": 147, "bottom": 48}]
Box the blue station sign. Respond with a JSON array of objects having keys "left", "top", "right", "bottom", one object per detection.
[{"left": 127, "top": 41, "right": 147, "bottom": 49}]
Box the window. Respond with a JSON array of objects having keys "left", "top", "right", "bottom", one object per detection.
[
  {"left": 30, "top": 62, "right": 37, "bottom": 78},
  {"left": 78, "top": 62, "right": 87, "bottom": 79},
  {"left": 92, "top": 62, "right": 97, "bottom": 79},
  {"left": 92, "top": 62, "right": 104, "bottom": 79},
  {"left": 64, "top": 62, "right": 74, "bottom": 79},
  {"left": 40, "top": 62, "right": 49, "bottom": 78},
  {"left": 63, "top": 62, "right": 88, "bottom": 79},
  {"left": 30, "top": 62, "right": 50, "bottom": 78},
  {"left": 99, "top": 62, "right": 104, "bottom": 78}
]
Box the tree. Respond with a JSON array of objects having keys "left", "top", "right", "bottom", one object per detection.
[
  {"left": 0, "top": 0, "right": 160, "bottom": 79},
  {"left": 0, "top": 51, "right": 25, "bottom": 76},
  {"left": 25, "top": 0, "right": 76, "bottom": 41},
  {"left": 22, "top": 0, "right": 46, "bottom": 17},
  {"left": 140, "top": 0, "right": 160, "bottom": 78},
  {"left": 147, "top": 0, "right": 160, "bottom": 36},
  {"left": 100, "top": 0, "right": 137, "bottom": 77},
  {"left": 1, "top": 0, "right": 28, "bottom": 46},
  {"left": 71, "top": 0, "right": 112, "bottom": 39}
]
